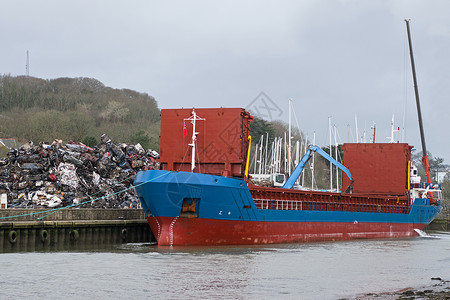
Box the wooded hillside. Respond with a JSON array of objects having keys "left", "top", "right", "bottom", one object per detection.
[{"left": 0, "top": 75, "right": 160, "bottom": 149}]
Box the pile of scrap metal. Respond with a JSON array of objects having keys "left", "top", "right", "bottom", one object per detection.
[{"left": 0, "top": 134, "right": 159, "bottom": 209}]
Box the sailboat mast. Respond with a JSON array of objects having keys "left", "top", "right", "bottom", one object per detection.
[
  {"left": 288, "top": 99, "right": 292, "bottom": 176},
  {"left": 258, "top": 135, "right": 264, "bottom": 174},
  {"left": 311, "top": 132, "right": 316, "bottom": 189},
  {"left": 334, "top": 125, "right": 338, "bottom": 191},
  {"left": 329, "top": 117, "right": 333, "bottom": 190},
  {"left": 265, "top": 132, "right": 269, "bottom": 174},
  {"left": 405, "top": 19, "right": 431, "bottom": 184}
]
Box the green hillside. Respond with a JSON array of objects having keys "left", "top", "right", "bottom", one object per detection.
[{"left": 0, "top": 75, "right": 160, "bottom": 150}]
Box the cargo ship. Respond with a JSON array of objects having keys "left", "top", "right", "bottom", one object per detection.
[
  {"left": 134, "top": 107, "right": 442, "bottom": 246},
  {"left": 134, "top": 21, "right": 442, "bottom": 246}
]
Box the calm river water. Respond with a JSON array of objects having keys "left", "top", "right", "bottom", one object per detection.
[{"left": 1, "top": 232, "right": 450, "bottom": 299}]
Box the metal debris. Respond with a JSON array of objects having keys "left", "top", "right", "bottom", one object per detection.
[{"left": 0, "top": 134, "right": 159, "bottom": 209}]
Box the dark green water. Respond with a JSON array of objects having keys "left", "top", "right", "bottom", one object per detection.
[{"left": 1, "top": 232, "right": 450, "bottom": 299}]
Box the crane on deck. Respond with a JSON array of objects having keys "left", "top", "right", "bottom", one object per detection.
[{"left": 282, "top": 145, "right": 353, "bottom": 193}]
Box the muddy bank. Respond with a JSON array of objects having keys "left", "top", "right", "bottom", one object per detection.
[{"left": 349, "top": 278, "right": 450, "bottom": 300}]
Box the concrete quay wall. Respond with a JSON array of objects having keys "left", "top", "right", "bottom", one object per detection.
[
  {"left": 0, "top": 208, "right": 146, "bottom": 221},
  {"left": 0, "top": 209, "right": 154, "bottom": 252},
  {"left": 426, "top": 218, "right": 450, "bottom": 231}
]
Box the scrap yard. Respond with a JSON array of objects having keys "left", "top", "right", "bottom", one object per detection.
[
  {"left": 0, "top": 134, "right": 159, "bottom": 210},
  {"left": 0, "top": 134, "right": 159, "bottom": 251}
]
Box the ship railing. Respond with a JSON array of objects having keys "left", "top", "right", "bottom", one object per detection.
[
  {"left": 419, "top": 182, "right": 442, "bottom": 190},
  {"left": 253, "top": 199, "right": 409, "bottom": 214},
  {"left": 411, "top": 187, "right": 442, "bottom": 200}
]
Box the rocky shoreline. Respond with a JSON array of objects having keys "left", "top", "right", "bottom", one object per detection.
[{"left": 348, "top": 278, "right": 450, "bottom": 300}]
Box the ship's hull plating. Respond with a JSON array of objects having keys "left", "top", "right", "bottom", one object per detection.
[
  {"left": 148, "top": 216, "right": 424, "bottom": 246},
  {"left": 134, "top": 170, "right": 441, "bottom": 246}
]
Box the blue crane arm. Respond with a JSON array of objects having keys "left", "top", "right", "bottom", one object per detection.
[
  {"left": 282, "top": 145, "right": 353, "bottom": 192},
  {"left": 282, "top": 148, "right": 314, "bottom": 189}
]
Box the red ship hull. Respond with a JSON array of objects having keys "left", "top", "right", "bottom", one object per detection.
[{"left": 148, "top": 216, "right": 424, "bottom": 246}]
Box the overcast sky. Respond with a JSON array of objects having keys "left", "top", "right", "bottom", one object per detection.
[{"left": 2, "top": 1, "right": 449, "bottom": 164}]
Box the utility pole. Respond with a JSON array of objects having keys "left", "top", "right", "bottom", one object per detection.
[{"left": 26, "top": 50, "right": 30, "bottom": 76}]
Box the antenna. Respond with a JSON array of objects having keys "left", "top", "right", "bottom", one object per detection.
[{"left": 26, "top": 50, "right": 30, "bottom": 76}]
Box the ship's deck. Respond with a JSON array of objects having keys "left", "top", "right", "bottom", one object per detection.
[{"left": 249, "top": 185, "right": 410, "bottom": 214}]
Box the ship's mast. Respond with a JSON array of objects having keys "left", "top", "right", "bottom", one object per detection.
[
  {"left": 185, "top": 109, "right": 205, "bottom": 172},
  {"left": 371, "top": 123, "right": 376, "bottom": 143},
  {"left": 387, "top": 115, "right": 400, "bottom": 143},
  {"left": 405, "top": 19, "right": 431, "bottom": 184}
]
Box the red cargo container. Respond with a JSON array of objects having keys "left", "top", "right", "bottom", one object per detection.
[
  {"left": 159, "top": 108, "right": 252, "bottom": 177},
  {"left": 341, "top": 143, "right": 412, "bottom": 196}
]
